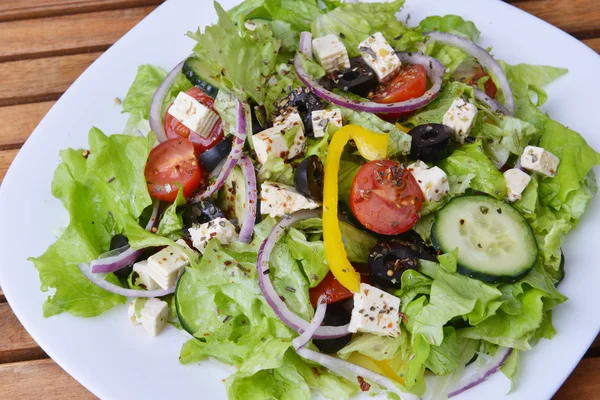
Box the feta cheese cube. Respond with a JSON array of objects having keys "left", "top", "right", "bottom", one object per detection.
[
  {"left": 273, "top": 111, "right": 306, "bottom": 159},
  {"left": 407, "top": 162, "right": 450, "bottom": 203},
  {"left": 252, "top": 126, "right": 289, "bottom": 164},
  {"left": 312, "top": 34, "right": 351, "bottom": 73},
  {"left": 442, "top": 98, "right": 478, "bottom": 144},
  {"left": 187, "top": 217, "right": 238, "bottom": 253},
  {"left": 132, "top": 260, "right": 159, "bottom": 291},
  {"left": 167, "top": 92, "right": 219, "bottom": 138},
  {"left": 503, "top": 168, "right": 532, "bottom": 202},
  {"left": 128, "top": 298, "right": 169, "bottom": 336},
  {"left": 520, "top": 146, "right": 560, "bottom": 178},
  {"left": 260, "top": 182, "right": 320, "bottom": 218},
  {"left": 358, "top": 32, "right": 402, "bottom": 82},
  {"left": 349, "top": 283, "right": 401, "bottom": 337},
  {"left": 146, "top": 244, "right": 191, "bottom": 289},
  {"left": 311, "top": 109, "right": 343, "bottom": 138}
]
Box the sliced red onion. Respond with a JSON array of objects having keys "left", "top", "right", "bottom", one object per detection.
[
  {"left": 145, "top": 200, "right": 161, "bottom": 231},
  {"left": 449, "top": 347, "right": 513, "bottom": 398},
  {"left": 149, "top": 60, "right": 185, "bottom": 143},
  {"left": 237, "top": 154, "right": 257, "bottom": 243},
  {"left": 473, "top": 88, "right": 512, "bottom": 116},
  {"left": 257, "top": 209, "right": 350, "bottom": 339},
  {"left": 425, "top": 32, "right": 514, "bottom": 113},
  {"left": 90, "top": 245, "right": 143, "bottom": 274},
  {"left": 191, "top": 100, "right": 247, "bottom": 203},
  {"left": 299, "top": 31, "right": 313, "bottom": 60},
  {"left": 292, "top": 295, "right": 327, "bottom": 350},
  {"left": 296, "top": 347, "right": 420, "bottom": 400},
  {"left": 294, "top": 49, "right": 444, "bottom": 114},
  {"left": 79, "top": 263, "right": 176, "bottom": 297}
]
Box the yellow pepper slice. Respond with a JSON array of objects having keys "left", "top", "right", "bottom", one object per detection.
[
  {"left": 347, "top": 352, "right": 405, "bottom": 385},
  {"left": 323, "top": 125, "right": 388, "bottom": 293},
  {"left": 395, "top": 123, "right": 410, "bottom": 133}
]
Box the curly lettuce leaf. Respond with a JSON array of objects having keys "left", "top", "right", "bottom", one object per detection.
[
  {"left": 419, "top": 15, "right": 480, "bottom": 41},
  {"left": 228, "top": 0, "right": 323, "bottom": 32}
]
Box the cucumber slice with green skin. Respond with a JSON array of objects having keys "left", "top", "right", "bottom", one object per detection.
[
  {"left": 182, "top": 57, "right": 220, "bottom": 99},
  {"left": 218, "top": 165, "right": 248, "bottom": 227},
  {"left": 174, "top": 269, "right": 196, "bottom": 336},
  {"left": 554, "top": 251, "right": 565, "bottom": 287},
  {"left": 432, "top": 195, "right": 538, "bottom": 284}
]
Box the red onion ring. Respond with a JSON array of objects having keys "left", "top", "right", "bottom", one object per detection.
[
  {"left": 296, "top": 347, "right": 420, "bottom": 400},
  {"left": 149, "top": 60, "right": 186, "bottom": 143},
  {"left": 237, "top": 154, "right": 257, "bottom": 243},
  {"left": 449, "top": 347, "right": 513, "bottom": 398},
  {"left": 145, "top": 200, "right": 161, "bottom": 231},
  {"left": 299, "top": 31, "right": 313, "bottom": 60},
  {"left": 294, "top": 49, "right": 444, "bottom": 114},
  {"left": 256, "top": 209, "right": 350, "bottom": 339},
  {"left": 79, "top": 263, "right": 176, "bottom": 297},
  {"left": 425, "top": 32, "right": 514, "bottom": 113},
  {"left": 191, "top": 100, "right": 247, "bottom": 203},
  {"left": 292, "top": 295, "right": 327, "bottom": 350},
  {"left": 90, "top": 245, "right": 143, "bottom": 274},
  {"left": 473, "top": 88, "right": 512, "bottom": 116}
]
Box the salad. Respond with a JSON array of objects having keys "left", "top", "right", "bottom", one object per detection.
[{"left": 30, "top": 0, "right": 600, "bottom": 399}]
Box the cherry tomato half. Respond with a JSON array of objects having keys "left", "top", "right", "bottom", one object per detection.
[
  {"left": 309, "top": 271, "right": 370, "bottom": 308},
  {"left": 144, "top": 138, "right": 206, "bottom": 202},
  {"left": 164, "top": 87, "right": 224, "bottom": 154},
  {"left": 350, "top": 160, "right": 423, "bottom": 235},
  {"left": 370, "top": 64, "right": 427, "bottom": 104},
  {"left": 453, "top": 59, "right": 498, "bottom": 99}
]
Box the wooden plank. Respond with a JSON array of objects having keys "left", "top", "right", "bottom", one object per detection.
[
  {"left": 0, "top": 359, "right": 95, "bottom": 399},
  {"left": 0, "top": 303, "right": 47, "bottom": 363},
  {"left": 0, "top": 52, "right": 101, "bottom": 107},
  {"left": 554, "top": 357, "right": 600, "bottom": 400},
  {"left": 0, "top": 0, "right": 162, "bottom": 22},
  {"left": 511, "top": 0, "right": 600, "bottom": 38},
  {"left": 0, "top": 149, "right": 21, "bottom": 184},
  {"left": 0, "top": 6, "right": 156, "bottom": 61},
  {"left": 0, "top": 102, "right": 55, "bottom": 149},
  {"left": 0, "top": 288, "right": 4, "bottom": 303},
  {"left": 583, "top": 38, "right": 600, "bottom": 54}
]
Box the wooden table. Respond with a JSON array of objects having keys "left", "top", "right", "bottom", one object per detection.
[{"left": 0, "top": 0, "right": 598, "bottom": 398}]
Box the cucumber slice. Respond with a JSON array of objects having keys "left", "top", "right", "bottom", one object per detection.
[
  {"left": 174, "top": 269, "right": 196, "bottom": 336},
  {"left": 218, "top": 165, "right": 248, "bottom": 226},
  {"left": 432, "top": 195, "right": 538, "bottom": 283},
  {"left": 182, "top": 57, "right": 220, "bottom": 99}
]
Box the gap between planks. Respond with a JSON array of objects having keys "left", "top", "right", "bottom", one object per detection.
[
  {"left": 0, "top": 0, "right": 163, "bottom": 23},
  {"left": 0, "top": 303, "right": 48, "bottom": 364}
]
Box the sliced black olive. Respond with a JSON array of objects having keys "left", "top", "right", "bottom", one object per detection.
[
  {"left": 277, "top": 87, "right": 325, "bottom": 136},
  {"left": 294, "top": 155, "right": 324, "bottom": 201},
  {"left": 109, "top": 235, "right": 133, "bottom": 279},
  {"left": 182, "top": 200, "right": 225, "bottom": 240},
  {"left": 313, "top": 303, "right": 352, "bottom": 354},
  {"left": 197, "top": 136, "right": 233, "bottom": 172},
  {"left": 408, "top": 123, "right": 454, "bottom": 163},
  {"left": 393, "top": 230, "right": 438, "bottom": 262},
  {"left": 319, "top": 56, "right": 378, "bottom": 98},
  {"left": 368, "top": 241, "right": 419, "bottom": 288},
  {"left": 251, "top": 104, "right": 266, "bottom": 134}
]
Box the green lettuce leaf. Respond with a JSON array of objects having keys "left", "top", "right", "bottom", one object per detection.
[
  {"left": 418, "top": 15, "right": 480, "bottom": 41},
  {"left": 257, "top": 157, "right": 295, "bottom": 186},
  {"left": 285, "top": 227, "right": 328, "bottom": 288},
  {"left": 228, "top": 0, "right": 323, "bottom": 32}
]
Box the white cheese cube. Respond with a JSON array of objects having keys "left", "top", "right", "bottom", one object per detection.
[
  {"left": 520, "top": 146, "right": 560, "bottom": 178},
  {"left": 273, "top": 111, "right": 306, "bottom": 159},
  {"left": 312, "top": 34, "right": 351, "bottom": 73},
  {"left": 503, "top": 168, "right": 532, "bottom": 202},
  {"left": 311, "top": 109, "right": 343, "bottom": 138},
  {"left": 358, "top": 32, "right": 402, "bottom": 82},
  {"left": 349, "top": 283, "right": 401, "bottom": 337},
  {"left": 260, "top": 182, "right": 320, "bottom": 218},
  {"left": 252, "top": 126, "right": 289, "bottom": 164},
  {"left": 132, "top": 261, "right": 159, "bottom": 291},
  {"left": 128, "top": 298, "right": 169, "bottom": 336},
  {"left": 168, "top": 92, "right": 219, "bottom": 138},
  {"left": 187, "top": 217, "right": 238, "bottom": 253},
  {"left": 146, "top": 244, "right": 190, "bottom": 289},
  {"left": 442, "top": 98, "right": 478, "bottom": 144},
  {"left": 407, "top": 162, "right": 450, "bottom": 203}
]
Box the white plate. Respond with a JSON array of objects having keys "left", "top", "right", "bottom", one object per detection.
[{"left": 0, "top": 0, "right": 598, "bottom": 399}]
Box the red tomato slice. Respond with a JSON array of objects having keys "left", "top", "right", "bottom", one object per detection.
[
  {"left": 350, "top": 160, "right": 423, "bottom": 235},
  {"left": 164, "top": 87, "right": 224, "bottom": 154},
  {"left": 453, "top": 59, "right": 498, "bottom": 99},
  {"left": 309, "top": 271, "right": 370, "bottom": 308},
  {"left": 370, "top": 64, "right": 427, "bottom": 104},
  {"left": 144, "top": 138, "right": 206, "bottom": 202}
]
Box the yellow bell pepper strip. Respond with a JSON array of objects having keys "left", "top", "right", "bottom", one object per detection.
[
  {"left": 395, "top": 123, "right": 410, "bottom": 133},
  {"left": 323, "top": 125, "right": 388, "bottom": 293},
  {"left": 347, "top": 352, "right": 405, "bottom": 385}
]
